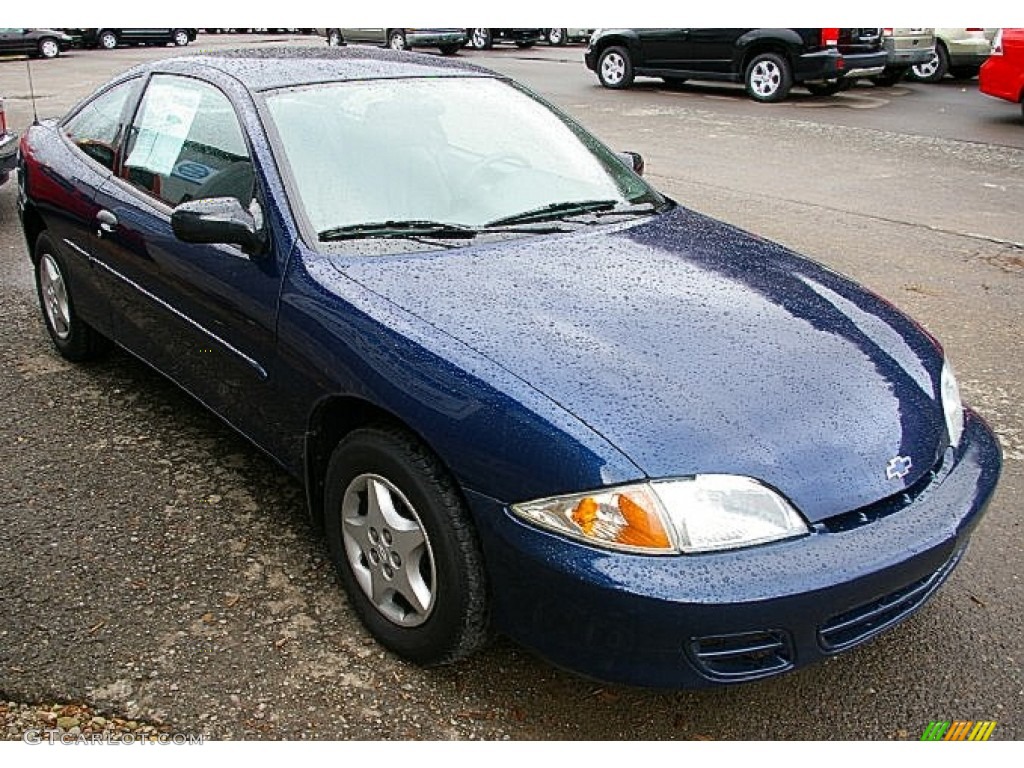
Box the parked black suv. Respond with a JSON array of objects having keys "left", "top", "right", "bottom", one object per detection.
[
  {"left": 585, "top": 28, "right": 886, "bottom": 102},
  {"left": 68, "top": 28, "right": 197, "bottom": 50}
]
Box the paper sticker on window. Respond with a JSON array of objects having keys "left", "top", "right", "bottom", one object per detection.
[{"left": 126, "top": 83, "right": 202, "bottom": 177}]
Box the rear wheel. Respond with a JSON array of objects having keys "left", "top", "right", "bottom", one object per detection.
[
  {"left": 37, "top": 37, "right": 60, "bottom": 59},
  {"left": 172, "top": 29, "right": 190, "bottom": 47},
  {"left": 33, "top": 233, "right": 110, "bottom": 361},
  {"left": 327, "top": 29, "right": 343, "bottom": 47},
  {"left": 547, "top": 28, "right": 568, "bottom": 46},
  {"left": 910, "top": 44, "right": 948, "bottom": 82},
  {"left": 744, "top": 52, "right": 792, "bottom": 102},
  {"left": 324, "top": 427, "right": 489, "bottom": 666},
  {"left": 597, "top": 46, "right": 634, "bottom": 89},
  {"left": 98, "top": 30, "right": 118, "bottom": 50}
]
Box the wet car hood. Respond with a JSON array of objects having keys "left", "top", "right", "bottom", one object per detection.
[{"left": 335, "top": 206, "right": 949, "bottom": 522}]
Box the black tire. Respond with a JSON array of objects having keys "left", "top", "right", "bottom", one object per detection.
[
  {"left": 547, "top": 28, "right": 568, "bottom": 47},
  {"left": 327, "top": 29, "right": 344, "bottom": 47},
  {"left": 37, "top": 37, "right": 60, "bottom": 59},
  {"left": 805, "top": 81, "right": 845, "bottom": 96},
  {"left": 172, "top": 29, "right": 190, "bottom": 47},
  {"left": 438, "top": 44, "right": 461, "bottom": 56},
  {"left": 596, "top": 46, "right": 634, "bottom": 89},
  {"left": 910, "top": 44, "right": 948, "bottom": 83},
  {"left": 97, "top": 30, "right": 118, "bottom": 50},
  {"left": 744, "top": 52, "right": 792, "bottom": 102},
  {"left": 324, "top": 426, "right": 489, "bottom": 666},
  {"left": 949, "top": 65, "right": 979, "bottom": 80},
  {"left": 33, "top": 233, "right": 110, "bottom": 362},
  {"left": 469, "top": 28, "right": 492, "bottom": 50},
  {"left": 870, "top": 68, "right": 906, "bottom": 87},
  {"left": 387, "top": 30, "right": 408, "bottom": 51},
  {"left": 661, "top": 76, "right": 688, "bottom": 87}
]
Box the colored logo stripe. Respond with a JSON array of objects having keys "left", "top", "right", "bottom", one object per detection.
[{"left": 921, "top": 720, "right": 996, "bottom": 741}]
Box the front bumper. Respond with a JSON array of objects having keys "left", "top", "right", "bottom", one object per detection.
[{"left": 469, "top": 410, "right": 1000, "bottom": 688}]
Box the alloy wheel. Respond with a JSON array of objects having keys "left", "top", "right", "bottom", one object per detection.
[
  {"left": 39, "top": 253, "right": 71, "bottom": 340},
  {"left": 39, "top": 39, "right": 59, "bottom": 58},
  {"left": 912, "top": 52, "right": 939, "bottom": 80},
  {"left": 341, "top": 474, "right": 437, "bottom": 627},
  {"left": 750, "top": 60, "right": 782, "bottom": 98},
  {"left": 600, "top": 52, "right": 626, "bottom": 86}
]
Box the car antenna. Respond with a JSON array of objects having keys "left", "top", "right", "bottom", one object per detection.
[{"left": 25, "top": 57, "right": 39, "bottom": 125}]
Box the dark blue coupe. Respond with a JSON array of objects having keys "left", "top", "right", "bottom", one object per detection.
[{"left": 17, "top": 48, "right": 1000, "bottom": 687}]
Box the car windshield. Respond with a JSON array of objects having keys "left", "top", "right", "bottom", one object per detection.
[{"left": 263, "top": 77, "right": 664, "bottom": 238}]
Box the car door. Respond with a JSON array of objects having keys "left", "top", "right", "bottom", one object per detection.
[
  {"left": 683, "top": 29, "right": 748, "bottom": 74},
  {"left": 343, "top": 28, "right": 381, "bottom": 45},
  {"left": 635, "top": 29, "right": 690, "bottom": 69},
  {"left": 90, "top": 73, "right": 285, "bottom": 447},
  {"left": 0, "top": 28, "right": 29, "bottom": 54},
  {"left": 42, "top": 77, "right": 142, "bottom": 340}
]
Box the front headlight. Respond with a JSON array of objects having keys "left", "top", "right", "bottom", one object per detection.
[
  {"left": 511, "top": 475, "right": 808, "bottom": 555},
  {"left": 941, "top": 359, "right": 965, "bottom": 447}
]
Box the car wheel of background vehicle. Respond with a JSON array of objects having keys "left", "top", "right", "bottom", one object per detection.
[
  {"left": 910, "top": 44, "right": 948, "bottom": 82},
  {"left": 388, "top": 30, "right": 408, "bottom": 51},
  {"left": 324, "top": 426, "right": 489, "bottom": 666},
  {"left": 949, "top": 65, "right": 979, "bottom": 80},
  {"left": 98, "top": 30, "right": 118, "bottom": 50},
  {"left": 438, "top": 44, "right": 461, "bottom": 56},
  {"left": 470, "top": 28, "right": 492, "bottom": 50},
  {"left": 745, "top": 52, "right": 792, "bottom": 102},
  {"left": 327, "top": 29, "right": 343, "bottom": 47},
  {"left": 547, "top": 28, "right": 567, "bottom": 46},
  {"left": 805, "top": 81, "right": 845, "bottom": 96},
  {"left": 597, "top": 46, "right": 634, "bottom": 89},
  {"left": 34, "top": 233, "right": 110, "bottom": 362},
  {"left": 38, "top": 38, "right": 60, "bottom": 59},
  {"left": 172, "top": 29, "right": 190, "bottom": 47},
  {"left": 870, "top": 68, "right": 906, "bottom": 87}
]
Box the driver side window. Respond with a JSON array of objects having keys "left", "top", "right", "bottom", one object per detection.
[{"left": 120, "top": 74, "right": 254, "bottom": 209}]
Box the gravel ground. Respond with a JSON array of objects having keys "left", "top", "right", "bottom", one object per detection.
[{"left": 1, "top": 700, "right": 180, "bottom": 742}]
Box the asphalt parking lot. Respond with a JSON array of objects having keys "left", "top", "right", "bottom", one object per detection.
[{"left": 1, "top": 33, "right": 1022, "bottom": 740}]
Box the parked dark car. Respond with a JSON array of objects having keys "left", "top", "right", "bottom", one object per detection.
[
  {"left": 0, "top": 97, "right": 16, "bottom": 186},
  {"left": 68, "top": 28, "right": 197, "bottom": 50},
  {"left": 465, "top": 28, "right": 543, "bottom": 50},
  {"left": 320, "top": 28, "right": 466, "bottom": 55},
  {"left": 0, "top": 28, "right": 73, "bottom": 59},
  {"left": 17, "top": 47, "right": 1000, "bottom": 688},
  {"left": 585, "top": 28, "right": 887, "bottom": 101}
]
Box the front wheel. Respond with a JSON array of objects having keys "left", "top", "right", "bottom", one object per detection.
[
  {"left": 388, "top": 30, "right": 408, "bottom": 51},
  {"left": 172, "top": 29, "right": 190, "bottom": 47},
  {"left": 469, "top": 28, "right": 492, "bottom": 50},
  {"left": 744, "top": 52, "right": 792, "bottom": 102},
  {"left": 327, "top": 29, "right": 343, "bottom": 47},
  {"left": 597, "top": 46, "right": 634, "bottom": 89},
  {"left": 34, "top": 233, "right": 110, "bottom": 361},
  {"left": 37, "top": 37, "right": 60, "bottom": 59},
  {"left": 324, "top": 427, "right": 489, "bottom": 666}
]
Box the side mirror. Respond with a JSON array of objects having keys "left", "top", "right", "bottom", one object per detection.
[
  {"left": 617, "top": 151, "right": 645, "bottom": 176},
  {"left": 171, "top": 197, "right": 265, "bottom": 255}
]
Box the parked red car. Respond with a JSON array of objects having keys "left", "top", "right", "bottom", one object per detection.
[{"left": 979, "top": 28, "right": 1024, "bottom": 119}]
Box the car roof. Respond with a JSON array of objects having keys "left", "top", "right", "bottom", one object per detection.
[{"left": 132, "top": 47, "right": 497, "bottom": 92}]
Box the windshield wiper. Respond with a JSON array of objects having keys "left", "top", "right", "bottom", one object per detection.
[
  {"left": 486, "top": 199, "right": 662, "bottom": 227},
  {"left": 486, "top": 200, "right": 620, "bottom": 227},
  {"left": 319, "top": 220, "right": 478, "bottom": 242}
]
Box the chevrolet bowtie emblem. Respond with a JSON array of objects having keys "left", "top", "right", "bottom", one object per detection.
[{"left": 886, "top": 455, "right": 913, "bottom": 480}]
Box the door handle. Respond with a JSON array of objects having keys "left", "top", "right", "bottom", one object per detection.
[{"left": 96, "top": 209, "right": 118, "bottom": 236}]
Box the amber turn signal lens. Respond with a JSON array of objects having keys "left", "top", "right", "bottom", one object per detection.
[
  {"left": 615, "top": 494, "right": 670, "bottom": 549},
  {"left": 572, "top": 496, "right": 599, "bottom": 535}
]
